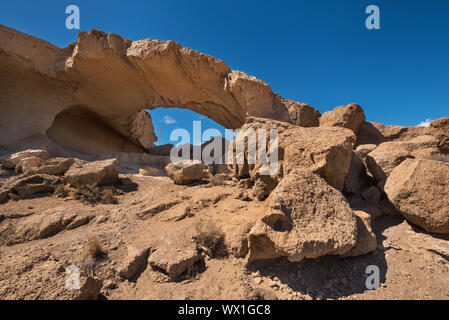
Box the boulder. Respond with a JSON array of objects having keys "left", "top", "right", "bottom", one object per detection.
[
  {"left": 428, "top": 117, "right": 449, "bottom": 153},
  {"left": 117, "top": 246, "right": 152, "bottom": 280},
  {"left": 342, "top": 211, "right": 377, "bottom": 257},
  {"left": 283, "top": 99, "right": 321, "bottom": 127},
  {"left": 247, "top": 170, "right": 357, "bottom": 263},
  {"left": 356, "top": 121, "right": 427, "bottom": 146},
  {"left": 148, "top": 246, "right": 202, "bottom": 279},
  {"left": 366, "top": 135, "right": 440, "bottom": 184},
  {"left": 384, "top": 159, "right": 449, "bottom": 234},
  {"left": 165, "top": 160, "right": 209, "bottom": 185},
  {"left": 17, "top": 157, "right": 75, "bottom": 175},
  {"left": 320, "top": 103, "right": 365, "bottom": 133},
  {"left": 64, "top": 159, "right": 119, "bottom": 187},
  {"left": 9, "top": 174, "right": 62, "bottom": 197},
  {"left": 0, "top": 149, "right": 51, "bottom": 169},
  {"left": 230, "top": 117, "right": 355, "bottom": 199}
]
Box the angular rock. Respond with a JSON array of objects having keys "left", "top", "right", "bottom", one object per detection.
[
  {"left": 342, "top": 211, "right": 377, "bottom": 257},
  {"left": 320, "top": 103, "right": 365, "bottom": 133},
  {"left": 117, "top": 246, "right": 152, "bottom": 280},
  {"left": 367, "top": 135, "right": 440, "bottom": 180},
  {"left": 248, "top": 170, "right": 357, "bottom": 263},
  {"left": 230, "top": 117, "right": 355, "bottom": 197},
  {"left": 9, "top": 174, "right": 62, "bottom": 197},
  {"left": 64, "top": 159, "right": 119, "bottom": 187},
  {"left": 384, "top": 159, "right": 449, "bottom": 234},
  {"left": 0, "top": 149, "right": 51, "bottom": 169},
  {"left": 148, "top": 246, "right": 202, "bottom": 279},
  {"left": 17, "top": 157, "right": 75, "bottom": 175},
  {"left": 283, "top": 99, "right": 321, "bottom": 127},
  {"left": 165, "top": 160, "right": 209, "bottom": 185},
  {"left": 357, "top": 121, "right": 427, "bottom": 146},
  {"left": 428, "top": 117, "right": 449, "bottom": 153}
]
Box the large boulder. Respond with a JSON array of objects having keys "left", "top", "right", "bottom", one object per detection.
[
  {"left": 384, "top": 159, "right": 449, "bottom": 234},
  {"left": 230, "top": 117, "right": 355, "bottom": 199},
  {"left": 0, "top": 149, "right": 51, "bottom": 169},
  {"left": 366, "top": 135, "right": 440, "bottom": 187},
  {"left": 165, "top": 160, "right": 209, "bottom": 185},
  {"left": 64, "top": 159, "right": 119, "bottom": 187},
  {"left": 320, "top": 103, "right": 365, "bottom": 133},
  {"left": 247, "top": 170, "right": 358, "bottom": 263}
]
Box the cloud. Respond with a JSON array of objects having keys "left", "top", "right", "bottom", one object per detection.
[
  {"left": 417, "top": 118, "right": 432, "bottom": 127},
  {"left": 163, "top": 115, "right": 177, "bottom": 125}
]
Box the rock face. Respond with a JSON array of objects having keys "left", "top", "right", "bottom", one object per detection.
[
  {"left": 320, "top": 103, "right": 365, "bottom": 133},
  {"left": 165, "top": 160, "right": 209, "bottom": 185},
  {"left": 384, "top": 159, "right": 449, "bottom": 234},
  {"left": 248, "top": 170, "right": 357, "bottom": 263},
  {"left": 0, "top": 26, "right": 316, "bottom": 154},
  {"left": 64, "top": 159, "right": 119, "bottom": 187}
]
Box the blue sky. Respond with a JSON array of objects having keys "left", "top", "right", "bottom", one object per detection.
[{"left": 1, "top": 0, "right": 448, "bottom": 145}]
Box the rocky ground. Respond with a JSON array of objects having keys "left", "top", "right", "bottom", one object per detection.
[{"left": 0, "top": 164, "right": 448, "bottom": 300}]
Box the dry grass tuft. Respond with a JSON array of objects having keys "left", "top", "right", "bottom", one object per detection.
[
  {"left": 100, "top": 188, "right": 118, "bottom": 204},
  {"left": 85, "top": 236, "right": 105, "bottom": 259},
  {"left": 193, "top": 220, "right": 227, "bottom": 258}
]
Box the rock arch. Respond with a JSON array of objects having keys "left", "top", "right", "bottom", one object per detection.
[{"left": 0, "top": 25, "right": 316, "bottom": 153}]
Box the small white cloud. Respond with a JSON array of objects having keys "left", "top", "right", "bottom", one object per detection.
[
  {"left": 417, "top": 118, "right": 432, "bottom": 127},
  {"left": 163, "top": 115, "right": 177, "bottom": 125}
]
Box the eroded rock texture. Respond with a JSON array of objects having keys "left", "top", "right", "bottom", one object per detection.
[{"left": 0, "top": 25, "right": 319, "bottom": 154}]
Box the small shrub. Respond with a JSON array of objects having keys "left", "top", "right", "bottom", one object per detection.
[
  {"left": 194, "top": 220, "right": 227, "bottom": 258},
  {"left": 208, "top": 174, "right": 229, "bottom": 187},
  {"left": 85, "top": 236, "right": 104, "bottom": 259},
  {"left": 76, "top": 184, "right": 100, "bottom": 204},
  {"left": 101, "top": 188, "right": 118, "bottom": 204}
]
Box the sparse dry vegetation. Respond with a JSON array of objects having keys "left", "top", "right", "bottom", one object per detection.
[
  {"left": 101, "top": 188, "right": 118, "bottom": 204},
  {"left": 194, "top": 220, "right": 227, "bottom": 258},
  {"left": 54, "top": 183, "right": 71, "bottom": 198},
  {"left": 85, "top": 236, "right": 105, "bottom": 259},
  {"left": 75, "top": 184, "right": 100, "bottom": 204},
  {"left": 207, "top": 174, "right": 230, "bottom": 187}
]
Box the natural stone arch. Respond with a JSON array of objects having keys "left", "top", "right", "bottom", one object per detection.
[{"left": 0, "top": 25, "right": 317, "bottom": 154}]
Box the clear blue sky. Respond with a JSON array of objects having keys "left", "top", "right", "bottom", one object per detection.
[{"left": 1, "top": 0, "right": 448, "bottom": 145}]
